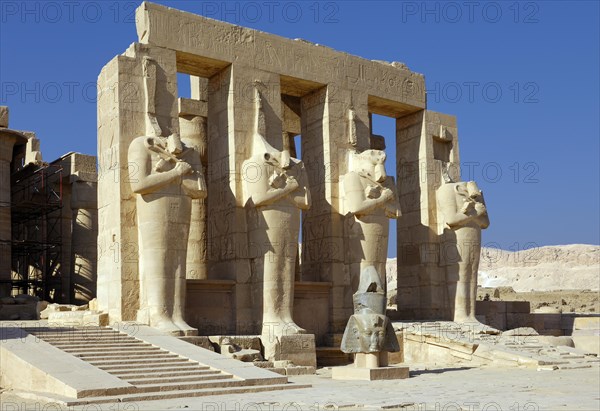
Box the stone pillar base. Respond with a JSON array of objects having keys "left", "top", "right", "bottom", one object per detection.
[
  {"left": 332, "top": 365, "right": 409, "bottom": 381},
  {"left": 265, "top": 334, "right": 317, "bottom": 367}
]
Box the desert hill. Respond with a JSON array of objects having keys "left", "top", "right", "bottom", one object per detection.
[{"left": 386, "top": 245, "right": 599, "bottom": 308}]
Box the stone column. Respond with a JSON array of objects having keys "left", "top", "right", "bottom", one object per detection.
[
  {"left": 300, "top": 85, "right": 370, "bottom": 336},
  {"left": 97, "top": 43, "right": 179, "bottom": 322},
  {"left": 180, "top": 77, "right": 208, "bottom": 280},
  {"left": 0, "top": 121, "right": 27, "bottom": 297},
  {"left": 206, "top": 64, "right": 283, "bottom": 334},
  {"left": 396, "top": 110, "right": 460, "bottom": 320},
  {"left": 71, "top": 180, "right": 98, "bottom": 304}
]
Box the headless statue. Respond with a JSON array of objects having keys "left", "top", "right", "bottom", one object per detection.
[
  {"left": 437, "top": 180, "right": 490, "bottom": 323},
  {"left": 344, "top": 149, "right": 401, "bottom": 292},
  {"left": 128, "top": 133, "right": 207, "bottom": 336},
  {"left": 243, "top": 133, "right": 311, "bottom": 360}
]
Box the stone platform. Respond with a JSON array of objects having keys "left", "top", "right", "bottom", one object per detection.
[
  {"left": 397, "top": 321, "right": 600, "bottom": 370},
  {"left": 0, "top": 322, "right": 310, "bottom": 406},
  {"left": 4, "top": 364, "right": 600, "bottom": 409}
]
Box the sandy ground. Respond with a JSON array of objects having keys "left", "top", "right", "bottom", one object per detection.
[{"left": 1, "top": 363, "right": 599, "bottom": 410}]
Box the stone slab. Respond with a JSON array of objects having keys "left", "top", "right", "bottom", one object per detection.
[
  {"left": 534, "top": 336, "right": 574, "bottom": 347},
  {"left": 332, "top": 365, "right": 409, "bottom": 381},
  {"left": 274, "top": 334, "right": 317, "bottom": 368},
  {"left": 284, "top": 366, "right": 316, "bottom": 376},
  {"left": 48, "top": 311, "right": 108, "bottom": 327},
  {"left": 502, "top": 327, "right": 539, "bottom": 336},
  {"left": 572, "top": 336, "right": 600, "bottom": 356},
  {"left": 573, "top": 317, "right": 600, "bottom": 330},
  {"left": 179, "top": 97, "right": 207, "bottom": 117}
]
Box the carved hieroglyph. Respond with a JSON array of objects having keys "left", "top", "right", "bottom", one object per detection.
[
  {"left": 243, "top": 89, "right": 311, "bottom": 359},
  {"left": 340, "top": 266, "right": 399, "bottom": 368},
  {"left": 343, "top": 149, "right": 401, "bottom": 291},
  {"left": 437, "top": 180, "right": 490, "bottom": 323}
]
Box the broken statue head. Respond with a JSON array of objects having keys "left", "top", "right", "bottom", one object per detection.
[{"left": 340, "top": 266, "right": 399, "bottom": 354}]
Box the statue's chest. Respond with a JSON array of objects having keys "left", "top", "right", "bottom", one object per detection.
[{"left": 149, "top": 153, "right": 177, "bottom": 173}]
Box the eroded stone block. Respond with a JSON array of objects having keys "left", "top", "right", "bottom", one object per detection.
[
  {"left": 332, "top": 365, "right": 409, "bottom": 381},
  {"left": 0, "top": 106, "right": 8, "bottom": 127},
  {"left": 272, "top": 334, "right": 317, "bottom": 368}
]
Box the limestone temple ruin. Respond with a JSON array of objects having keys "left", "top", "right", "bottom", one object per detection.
[
  {"left": 93, "top": 1, "right": 483, "bottom": 346},
  {"left": 2, "top": 2, "right": 596, "bottom": 405}
]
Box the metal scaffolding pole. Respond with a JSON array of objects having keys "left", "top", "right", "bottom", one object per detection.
[{"left": 9, "top": 164, "right": 63, "bottom": 301}]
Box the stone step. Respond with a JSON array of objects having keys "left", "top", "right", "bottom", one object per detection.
[
  {"left": 63, "top": 347, "right": 160, "bottom": 354},
  {"left": 73, "top": 350, "right": 171, "bottom": 357},
  {"left": 23, "top": 327, "right": 117, "bottom": 332},
  {"left": 37, "top": 335, "right": 134, "bottom": 341},
  {"left": 62, "top": 383, "right": 311, "bottom": 406},
  {"left": 30, "top": 329, "right": 127, "bottom": 334},
  {"left": 125, "top": 373, "right": 233, "bottom": 385},
  {"left": 114, "top": 369, "right": 220, "bottom": 379},
  {"left": 54, "top": 341, "right": 150, "bottom": 348},
  {"left": 97, "top": 360, "right": 195, "bottom": 371},
  {"left": 131, "top": 378, "right": 273, "bottom": 393},
  {"left": 54, "top": 345, "right": 151, "bottom": 352},
  {"left": 38, "top": 338, "right": 136, "bottom": 344},
  {"left": 109, "top": 366, "right": 211, "bottom": 376},
  {"left": 31, "top": 331, "right": 125, "bottom": 337},
  {"left": 90, "top": 357, "right": 188, "bottom": 367},
  {"left": 78, "top": 353, "right": 178, "bottom": 361},
  {"left": 29, "top": 329, "right": 121, "bottom": 333},
  {"left": 69, "top": 349, "right": 163, "bottom": 357}
]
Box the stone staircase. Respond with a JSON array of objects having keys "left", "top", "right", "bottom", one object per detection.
[{"left": 4, "top": 325, "right": 309, "bottom": 406}]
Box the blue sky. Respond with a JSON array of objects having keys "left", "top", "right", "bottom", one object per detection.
[{"left": 1, "top": 1, "right": 599, "bottom": 256}]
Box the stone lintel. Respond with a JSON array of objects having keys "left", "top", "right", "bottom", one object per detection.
[
  {"left": 136, "top": 2, "right": 425, "bottom": 115},
  {"left": 179, "top": 97, "right": 207, "bottom": 118}
]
